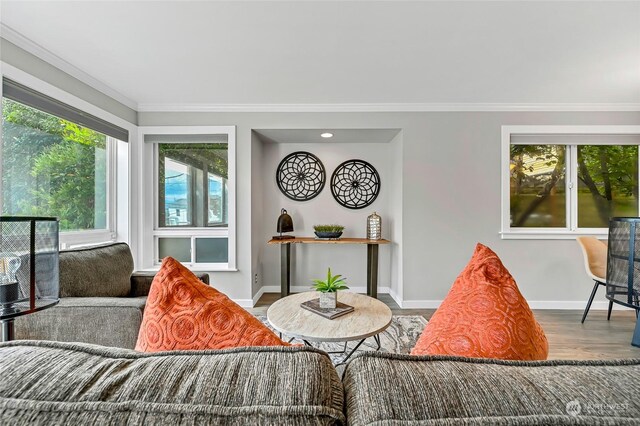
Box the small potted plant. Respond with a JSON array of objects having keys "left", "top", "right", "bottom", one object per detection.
[
  {"left": 312, "top": 267, "right": 349, "bottom": 309},
  {"left": 313, "top": 224, "right": 344, "bottom": 239}
]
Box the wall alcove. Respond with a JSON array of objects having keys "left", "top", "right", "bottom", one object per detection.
[{"left": 251, "top": 129, "right": 403, "bottom": 302}]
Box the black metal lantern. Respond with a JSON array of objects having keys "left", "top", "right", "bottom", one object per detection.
[
  {"left": 273, "top": 209, "right": 295, "bottom": 240},
  {"left": 0, "top": 217, "right": 60, "bottom": 341}
]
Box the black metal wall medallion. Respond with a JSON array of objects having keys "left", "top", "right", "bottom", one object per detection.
[
  {"left": 330, "top": 159, "right": 381, "bottom": 209},
  {"left": 276, "top": 151, "right": 326, "bottom": 201}
]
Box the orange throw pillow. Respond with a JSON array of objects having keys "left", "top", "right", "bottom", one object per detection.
[
  {"left": 136, "top": 257, "right": 288, "bottom": 352},
  {"left": 411, "top": 243, "right": 548, "bottom": 360}
]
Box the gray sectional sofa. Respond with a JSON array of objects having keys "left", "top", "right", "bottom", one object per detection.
[
  {"left": 343, "top": 352, "right": 640, "bottom": 425},
  {"left": 0, "top": 341, "right": 344, "bottom": 425},
  {"left": 0, "top": 341, "right": 638, "bottom": 425},
  {"left": 3, "top": 243, "right": 639, "bottom": 425},
  {"left": 14, "top": 243, "right": 208, "bottom": 348}
]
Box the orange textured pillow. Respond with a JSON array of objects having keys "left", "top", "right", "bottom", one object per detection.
[
  {"left": 136, "top": 257, "right": 288, "bottom": 352},
  {"left": 411, "top": 243, "right": 548, "bottom": 360}
]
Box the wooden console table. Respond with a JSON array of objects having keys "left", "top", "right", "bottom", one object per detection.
[{"left": 267, "top": 237, "right": 390, "bottom": 299}]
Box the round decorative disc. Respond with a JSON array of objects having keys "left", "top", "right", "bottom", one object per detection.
[
  {"left": 330, "top": 159, "right": 381, "bottom": 209},
  {"left": 276, "top": 151, "right": 326, "bottom": 201}
]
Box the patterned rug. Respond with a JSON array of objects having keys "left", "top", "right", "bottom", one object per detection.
[{"left": 257, "top": 315, "right": 427, "bottom": 366}]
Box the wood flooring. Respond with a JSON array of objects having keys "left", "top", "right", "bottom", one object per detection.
[{"left": 252, "top": 293, "right": 640, "bottom": 360}]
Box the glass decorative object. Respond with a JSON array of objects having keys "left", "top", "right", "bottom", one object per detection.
[{"left": 367, "top": 212, "right": 382, "bottom": 240}]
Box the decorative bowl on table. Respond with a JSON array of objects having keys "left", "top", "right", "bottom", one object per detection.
[
  {"left": 313, "top": 225, "right": 344, "bottom": 239},
  {"left": 314, "top": 231, "right": 343, "bottom": 239}
]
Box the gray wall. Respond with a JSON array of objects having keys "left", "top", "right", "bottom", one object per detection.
[
  {"left": 1, "top": 38, "right": 137, "bottom": 124},
  {"left": 250, "top": 131, "right": 264, "bottom": 298},
  {"left": 139, "top": 111, "right": 640, "bottom": 306},
  {"left": 6, "top": 34, "right": 639, "bottom": 306},
  {"left": 257, "top": 138, "right": 397, "bottom": 293}
]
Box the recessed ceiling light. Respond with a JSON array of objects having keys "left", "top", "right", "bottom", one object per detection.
[{"left": 321, "top": 132, "right": 333, "bottom": 138}]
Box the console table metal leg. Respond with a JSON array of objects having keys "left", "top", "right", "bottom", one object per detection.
[
  {"left": 1, "top": 319, "right": 15, "bottom": 342},
  {"left": 281, "top": 243, "right": 291, "bottom": 297},
  {"left": 367, "top": 244, "right": 379, "bottom": 298}
]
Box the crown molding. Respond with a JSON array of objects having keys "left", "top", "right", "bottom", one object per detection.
[
  {"left": 0, "top": 23, "right": 138, "bottom": 110},
  {"left": 137, "top": 102, "right": 640, "bottom": 113}
]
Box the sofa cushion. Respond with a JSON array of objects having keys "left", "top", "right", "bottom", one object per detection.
[
  {"left": 411, "top": 243, "right": 548, "bottom": 360},
  {"left": 15, "top": 297, "right": 146, "bottom": 349},
  {"left": 136, "top": 257, "right": 288, "bottom": 352},
  {"left": 343, "top": 352, "right": 640, "bottom": 426},
  {"left": 0, "top": 341, "right": 345, "bottom": 426},
  {"left": 59, "top": 242, "right": 134, "bottom": 297},
  {"left": 130, "top": 271, "right": 210, "bottom": 297}
]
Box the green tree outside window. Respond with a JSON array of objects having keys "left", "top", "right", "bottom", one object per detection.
[{"left": 1, "top": 98, "right": 107, "bottom": 231}]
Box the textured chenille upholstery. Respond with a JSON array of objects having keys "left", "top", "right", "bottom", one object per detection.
[
  {"left": 17, "top": 297, "right": 147, "bottom": 349},
  {"left": 411, "top": 243, "right": 548, "bottom": 360},
  {"left": 14, "top": 243, "right": 209, "bottom": 349},
  {"left": 0, "top": 341, "right": 345, "bottom": 426},
  {"left": 58, "top": 242, "right": 134, "bottom": 297},
  {"left": 136, "top": 257, "right": 288, "bottom": 352},
  {"left": 343, "top": 352, "right": 640, "bottom": 426}
]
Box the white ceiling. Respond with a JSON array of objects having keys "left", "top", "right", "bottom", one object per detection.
[{"left": 1, "top": 1, "right": 639, "bottom": 108}]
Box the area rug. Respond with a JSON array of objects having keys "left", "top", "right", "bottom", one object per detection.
[{"left": 257, "top": 315, "right": 427, "bottom": 366}]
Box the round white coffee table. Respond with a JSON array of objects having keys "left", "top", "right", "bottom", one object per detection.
[{"left": 267, "top": 291, "right": 392, "bottom": 363}]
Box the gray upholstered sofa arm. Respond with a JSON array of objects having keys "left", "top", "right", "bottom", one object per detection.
[{"left": 130, "top": 271, "right": 210, "bottom": 297}]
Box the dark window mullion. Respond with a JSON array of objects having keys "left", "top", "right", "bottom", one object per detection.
[
  {"left": 203, "top": 164, "right": 210, "bottom": 227},
  {"left": 189, "top": 165, "right": 197, "bottom": 227},
  {"left": 158, "top": 154, "right": 167, "bottom": 227},
  {"left": 222, "top": 177, "right": 227, "bottom": 225}
]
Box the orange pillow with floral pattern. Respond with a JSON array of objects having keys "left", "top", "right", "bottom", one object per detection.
[
  {"left": 411, "top": 243, "right": 548, "bottom": 360},
  {"left": 136, "top": 257, "right": 288, "bottom": 352}
]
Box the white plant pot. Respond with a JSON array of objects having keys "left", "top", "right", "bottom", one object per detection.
[{"left": 319, "top": 292, "right": 337, "bottom": 309}]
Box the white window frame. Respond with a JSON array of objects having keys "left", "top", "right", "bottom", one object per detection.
[
  {"left": 0, "top": 63, "right": 134, "bottom": 249},
  {"left": 139, "top": 126, "right": 236, "bottom": 271},
  {"left": 501, "top": 125, "right": 640, "bottom": 240},
  {"left": 57, "top": 136, "right": 118, "bottom": 249}
]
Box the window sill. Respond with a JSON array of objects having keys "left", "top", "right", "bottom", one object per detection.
[
  {"left": 500, "top": 230, "right": 608, "bottom": 240},
  {"left": 141, "top": 266, "right": 238, "bottom": 273},
  {"left": 60, "top": 230, "right": 116, "bottom": 249}
]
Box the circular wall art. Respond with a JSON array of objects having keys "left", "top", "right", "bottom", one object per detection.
[
  {"left": 330, "top": 159, "right": 381, "bottom": 209},
  {"left": 276, "top": 151, "right": 326, "bottom": 201}
]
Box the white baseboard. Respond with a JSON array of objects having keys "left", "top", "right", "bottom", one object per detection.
[
  {"left": 253, "top": 286, "right": 631, "bottom": 311},
  {"left": 400, "top": 300, "right": 443, "bottom": 309},
  {"left": 399, "top": 300, "right": 631, "bottom": 310},
  {"left": 260, "top": 286, "right": 390, "bottom": 296},
  {"left": 387, "top": 287, "right": 403, "bottom": 308},
  {"left": 252, "top": 286, "right": 266, "bottom": 306},
  {"left": 528, "top": 300, "right": 628, "bottom": 310},
  {"left": 232, "top": 287, "right": 268, "bottom": 308},
  {"left": 233, "top": 299, "right": 254, "bottom": 308}
]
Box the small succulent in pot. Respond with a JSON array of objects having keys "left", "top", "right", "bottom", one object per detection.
[
  {"left": 313, "top": 224, "right": 344, "bottom": 239},
  {"left": 312, "top": 267, "right": 349, "bottom": 309}
]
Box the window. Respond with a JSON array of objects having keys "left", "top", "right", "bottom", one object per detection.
[
  {"left": 142, "top": 128, "right": 236, "bottom": 270},
  {"left": 158, "top": 143, "right": 228, "bottom": 227},
  {"left": 1, "top": 79, "right": 128, "bottom": 246},
  {"left": 502, "top": 126, "right": 640, "bottom": 239}
]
